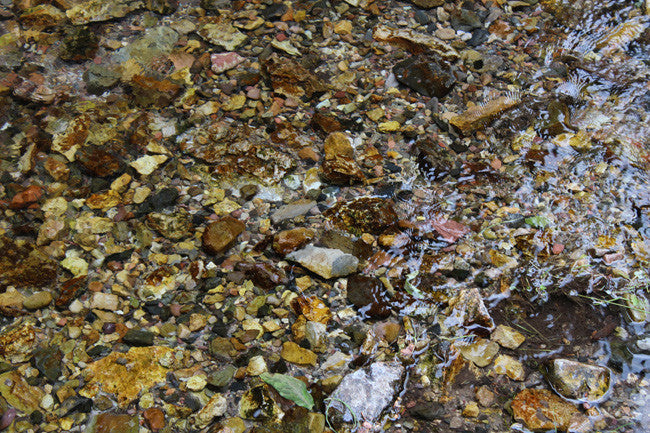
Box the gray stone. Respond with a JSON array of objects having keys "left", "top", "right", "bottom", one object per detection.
[
  {"left": 286, "top": 245, "right": 358, "bottom": 279},
  {"left": 271, "top": 199, "right": 317, "bottom": 224},
  {"left": 112, "top": 26, "right": 179, "bottom": 66},
  {"left": 328, "top": 362, "right": 404, "bottom": 425},
  {"left": 83, "top": 64, "right": 120, "bottom": 95},
  {"left": 305, "top": 321, "right": 327, "bottom": 352}
]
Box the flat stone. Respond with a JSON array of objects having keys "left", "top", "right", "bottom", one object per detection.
[
  {"left": 458, "top": 338, "right": 499, "bottom": 367},
  {"left": 123, "top": 329, "right": 155, "bottom": 346},
  {"left": 130, "top": 154, "right": 168, "bottom": 175},
  {"left": 202, "top": 216, "right": 246, "bottom": 255},
  {"left": 323, "top": 197, "right": 398, "bottom": 236},
  {"left": 0, "top": 370, "right": 45, "bottom": 414},
  {"left": 0, "top": 287, "right": 26, "bottom": 313},
  {"left": 492, "top": 324, "right": 525, "bottom": 349},
  {"left": 0, "top": 236, "right": 58, "bottom": 288},
  {"left": 346, "top": 274, "right": 393, "bottom": 318},
  {"left": 66, "top": 0, "right": 144, "bottom": 24},
  {"left": 91, "top": 292, "right": 119, "bottom": 311},
  {"left": 511, "top": 389, "right": 582, "bottom": 432},
  {"left": 211, "top": 52, "right": 245, "bottom": 73},
  {"left": 281, "top": 341, "right": 318, "bottom": 366},
  {"left": 85, "top": 413, "right": 139, "bottom": 433},
  {"left": 286, "top": 245, "right": 358, "bottom": 279},
  {"left": 143, "top": 407, "right": 165, "bottom": 431},
  {"left": 199, "top": 21, "right": 247, "bottom": 51},
  {"left": 195, "top": 393, "right": 227, "bottom": 427},
  {"left": 271, "top": 199, "right": 317, "bottom": 224},
  {"left": 0, "top": 321, "right": 36, "bottom": 363},
  {"left": 146, "top": 209, "right": 193, "bottom": 240},
  {"left": 273, "top": 228, "right": 315, "bottom": 255},
  {"left": 450, "top": 95, "right": 520, "bottom": 135},
  {"left": 393, "top": 54, "right": 456, "bottom": 99},
  {"left": 32, "top": 345, "right": 63, "bottom": 382},
  {"left": 22, "top": 291, "right": 52, "bottom": 310},
  {"left": 328, "top": 362, "right": 404, "bottom": 424},
  {"left": 80, "top": 346, "right": 173, "bottom": 407}
]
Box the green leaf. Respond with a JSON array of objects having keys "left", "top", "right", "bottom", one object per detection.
[
  {"left": 525, "top": 215, "right": 550, "bottom": 228},
  {"left": 260, "top": 373, "right": 314, "bottom": 410}
]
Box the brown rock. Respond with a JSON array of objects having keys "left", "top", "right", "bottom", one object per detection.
[
  {"left": 273, "top": 228, "right": 315, "bottom": 255},
  {"left": 18, "top": 4, "right": 66, "bottom": 30},
  {"left": 55, "top": 275, "right": 87, "bottom": 308},
  {"left": 76, "top": 145, "right": 124, "bottom": 178},
  {"left": 393, "top": 54, "right": 456, "bottom": 99},
  {"left": 0, "top": 236, "right": 58, "bottom": 289},
  {"left": 87, "top": 413, "right": 139, "bottom": 433},
  {"left": 323, "top": 197, "right": 398, "bottom": 236},
  {"left": 511, "top": 389, "right": 581, "bottom": 432},
  {"left": 0, "top": 321, "right": 36, "bottom": 363},
  {"left": 450, "top": 95, "right": 520, "bottom": 135},
  {"left": 409, "top": 0, "right": 444, "bottom": 8},
  {"left": 9, "top": 185, "right": 42, "bottom": 209},
  {"left": 235, "top": 262, "right": 288, "bottom": 290},
  {"left": 262, "top": 53, "right": 328, "bottom": 100},
  {"left": 281, "top": 341, "right": 318, "bottom": 366},
  {"left": 143, "top": 407, "right": 165, "bottom": 431},
  {"left": 202, "top": 217, "right": 246, "bottom": 255},
  {"left": 321, "top": 132, "right": 365, "bottom": 185},
  {"left": 130, "top": 75, "right": 181, "bottom": 108},
  {"left": 44, "top": 156, "right": 70, "bottom": 181}
]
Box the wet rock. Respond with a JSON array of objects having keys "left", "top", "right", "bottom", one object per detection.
[
  {"left": 83, "top": 64, "right": 121, "bottom": 95},
  {"left": 320, "top": 230, "right": 373, "bottom": 260},
  {"left": 0, "top": 370, "right": 45, "bottom": 414},
  {"left": 129, "top": 75, "right": 181, "bottom": 108},
  {"left": 66, "top": 0, "right": 144, "bottom": 25},
  {"left": 493, "top": 354, "right": 525, "bottom": 381},
  {"left": 458, "top": 338, "right": 499, "bottom": 367},
  {"left": 143, "top": 407, "right": 165, "bottom": 431},
  {"left": 9, "top": 185, "right": 42, "bottom": 209},
  {"left": 112, "top": 26, "right": 179, "bottom": 66},
  {"left": 145, "top": 0, "right": 177, "bottom": 14},
  {"left": 321, "top": 132, "right": 365, "bottom": 185},
  {"left": 281, "top": 341, "right": 318, "bottom": 366},
  {"left": 292, "top": 295, "right": 332, "bottom": 325},
  {"left": 545, "top": 359, "right": 611, "bottom": 403},
  {"left": 450, "top": 95, "right": 521, "bottom": 135},
  {"left": 409, "top": 401, "right": 445, "bottom": 421},
  {"left": 491, "top": 324, "right": 525, "bottom": 349},
  {"left": 271, "top": 199, "right": 317, "bottom": 224},
  {"left": 462, "top": 401, "right": 480, "bottom": 418},
  {"left": 199, "top": 20, "right": 247, "bottom": 51},
  {"left": 328, "top": 362, "right": 404, "bottom": 426},
  {"left": 262, "top": 53, "right": 328, "bottom": 100},
  {"left": 146, "top": 209, "right": 193, "bottom": 240},
  {"left": 138, "top": 187, "right": 179, "bottom": 214},
  {"left": 409, "top": 0, "right": 443, "bottom": 8},
  {"left": 373, "top": 25, "right": 459, "bottom": 61},
  {"left": 305, "top": 321, "right": 328, "bottom": 353},
  {"left": 393, "top": 54, "right": 456, "bottom": 99},
  {"left": 286, "top": 245, "right": 358, "bottom": 279},
  {"left": 59, "top": 27, "right": 99, "bottom": 62},
  {"left": 236, "top": 262, "right": 288, "bottom": 290},
  {"left": 90, "top": 292, "right": 119, "bottom": 311},
  {"left": 209, "top": 337, "right": 235, "bottom": 359},
  {"left": 511, "top": 389, "right": 582, "bottom": 432},
  {"left": 346, "top": 275, "right": 393, "bottom": 319},
  {"left": 32, "top": 345, "right": 63, "bottom": 382},
  {"left": 202, "top": 216, "right": 246, "bottom": 255},
  {"left": 246, "top": 356, "right": 267, "bottom": 376},
  {"left": 77, "top": 145, "right": 124, "bottom": 178},
  {"left": 85, "top": 413, "right": 139, "bottom": 433},
  {"left": 273, "top": 228, "right": 315, "bottom": 255},
  {"left": 123, "top": 329, "right": 155, "bottom": 346},
  {"left": 19, "top": 4, "right": 66, "bottom": 30},
  {"left": 0, "top": 287, "right": 25, "bottom": 314},
  {"left": 239, "top": 385, "right": 281, "bottom": 421},
  {"left": 323, "top": 197, "right": 398, "bottom": 236},
  {"left": 0, "top": 321, "right": 36, "bottom": 363},
  {"left": 444, "top": 288, "right": 494, "bottom": 332},
  {"left": 80, "top": 346, "right": 173, "bottom": 407},
  {"left": 195, "top": 393, "right": 227, "bottom": 427},
  {"left": 208, "top": 365, "right": 236, "bottom": 388}
]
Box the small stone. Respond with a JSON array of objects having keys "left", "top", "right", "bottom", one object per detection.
[
  {"left": 130, "top": 155, "right": 168, "bottom": 176},
  {"left": 476, "top": 386, "right": 495, "bottom": 407},
  {"left": 32, "top": 345, "right": 63, "bottom": 382},
  {"left": 458, "top": 338, "right": 499, "bottom": 367},
  {"left": 346, "top": 275, "right": 392, "bottom": 319},
  {"left": 281, "top": 341, "right": 318, "bottom": 366},
  {"left": 493, "top": 354, "right": 525, "bottom": 381},
  {"left": 393, "top": 54, "right": 456, "bottom": 98},
  {"left": 462, "top": 401, "right": 479, "bottom": 418},
  {"left": 286, "top": 245, "right": 358, "bottom": 279},
  {"left": 199, "top": 22, "right": 247, "bottom": 51},
  {"left": 378, "top": 121, "right": 400, "bottom": 132},
  {"left": 23, "top": 291, "right": 52, "bottom": 310},
  {"left": 91, "top": 292, "right": 119, "bottom": 311},
  {"left": 143, "top": 407, "right": 165, "bottom": 431},
  {"left": 323, "top": 197, "right": 398, "bottom": 236},
  {"left": 208, "top": 365, "right": 236, "bottom": 388},
  {"left": 492, "top": 324, "right": 525, "bottom": 349},
  {"left": 187, "top": 375, "right": 207, "bottom": 391},
  {"left": 123, "top": 329, "right": 155, "bottom": 346},
  {"left": 85, "top": 413, "right": 139, "bottom": 433},
  {"left": 334, "top": 20, "right": 353, "bottom": 35},
  {"left": 511, "top": 389, "right": 581, "bottom": 432},
  {"left": 202, "top": 216, "right": 246, "bottom": 255},
  {"left": 246, "top": 355, "right": 267, "bottom": 376},
  {"left": 0, "top": 287, "right": 26, "bottom": 313},
  {"left": 66, "top": 0, "right": 144, "bottom": 24},
  {"left": 409, "top": 0, "right": 444, "bottom": 8},
  {"left": 211, "top": 52, "right": 245, "bottom": 73},
  {"left": 305, "top": 321, "right": 328, "bottom": 353},
  {"left": 196, "top": 393, "right": 227, "bottom": 427}
]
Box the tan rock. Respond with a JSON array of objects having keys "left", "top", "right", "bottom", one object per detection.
[
  {"left": 281, "top": 341, "right": 318, "bottom": 366},
  {"left": 462, "top": 401, "right": 479, "bottom": 418},
  {"left": 0, "top": 370, "right": 45, "bottom": 413},
  {"left": 492, "top": 324, "right": 525, "bottom": 349},
  {"left": 80, "top": 346, "right": 173, "bottom": 407},
  {"left": 0, "top": 320, "right": 36, "bottom": 363},
  {"left": 449, "top": 96, "right": 520, "bottom": 135},
  {"left": 511, "top": 389, "right": 581, "bottom": 432},
  {"left": 273, "top": 228, "right": 315, "bottom": 255},
  {"left": 493, "top": 354, "right": 525, "bottom": 381}
]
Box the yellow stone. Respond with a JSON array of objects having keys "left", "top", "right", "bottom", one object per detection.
[
  {"left": 130, "top": 155, "right": 168, "bottom": 176},
  {"left": 334, "top": 20, "right": 353, "bottom": 35},
  {"left": 450, "top": 96, "right": 520, "bottom": 135},
  {"left": 281, "top": 341, "right": 318, "bottom": 366},
  {"left": 80, "top": 346, "right": 173, "bottom": 407},
  {"left": 86, "top": 189, "right": 120, "bottom": 209},
  {"left": 0, "top": 321, "right": 36, "bottom": 363},
  {"left": 0, "top": 370, "right": 45, "bottom": 413},
  {"left": 462, "top": 401, "right": 479, "bottom": 418},
  {"left": 223, "top": 93, "right": 247, "bottom": 111},
  {"left": 378, "top": 120, "right": 400, "bottom": 132}
]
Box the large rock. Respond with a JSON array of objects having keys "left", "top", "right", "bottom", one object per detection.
[
  {"left": 0, "top": 370, "right": 45, "bottom": 414},
  {"left": 271, "top": 199, "right": 316, "bottom": 224},
  {"left": 393, "top": 54, "right": 456, "bottom": 99},
  {"left": 328, "top": 362, "right": 404, "bottom": 426},
  {"left": 449, "top": 95, "right": 520, "bottom": 135},
  {"left": 66, "top": 0, "right": 144, "bottom": 24},
  {"left": 202, "top": 217, "right": 245, "bottom": 255},
  {"left": 321, "top": 132, "right": 365, "bottom": 185},
  {"left": 544, "top": 359, "right": 611, "bottom": 404},
  {"left": 511, "top": 389, "right": 583, "bottom": 432},
  {"left": 286, "top": 246, "right": 358, "bottom": 279},
  {"left": 86, "top": 413, "right": 139, "bottom": 433},
  {"left": 323, "top": 197, "right": 398, "bottom": 236}
]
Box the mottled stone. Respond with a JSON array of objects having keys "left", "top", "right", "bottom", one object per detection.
[
  {"left": 393, "top": 54, "right": 456, "bottom": 99},
  {"left": 90, "top": 292, "right": 119, "bottom": 311},
  {"left": 143, "top": 407, "right": 165, "bottom": 431},
  {"left": 346, "top": 275, "right": 393, "bottom": 319},
  {"left": 60, "top": 26, "right": 99, "bottom": 62},
  {"left": 202, "top": 217, "right": 246, "bottom": 255},
  {"left": 195, "top": 393, "right": 227, "bottom": 427},
  {"left": 321, "top": 132, "right": 365, "bottom": 185},
  {"left": 271, "top": 199, "right": 317, "bottom": 224},
  {"left": 85, "top": 413, "right": 139, "bottom": 433},
  {"left": 32, "top": 345, "right": 63, "bottom": 382},
  {"left": 409, "top": 0, "right": 444, "bottom": 8},
  {"left": 286, "top": 246, "right": 358, "bottom": 279},
  {"left": 281, "top": 341, "right": 318, "bottom": 366},
  {"left": 444, "top": 288, "right": 494, "bottom": 331},
  {"left": 146, "top": 209, "right": 193, "bottom": 240},
  {"left": 450, "top": 95, "right": 520, "bottom": 135},
  {"left": 493, "top": 354, "right": 525, "bottom": 381},
  {"left": 199, "top": 21, "right": 247, "bottom": 51},
  {"left": 0, "top": 321, "right": 36, "bottom": 363},
  {"left": 511, "top": 389, "right": 582, "bottom": 432},
  {"left": 211, "top": 52, "right": 245, "bottom": 73},
  {"left": 458, "top": 339, "right": 499, "bottom": 367},
  {"left": 80, "top": 346, "right": 173, "bottom": 406},
  {"left": 262, "top": 53, "right": 328, "bottom": 100},
  {"left": 0, "top": 370, "right": 45, "bottom": 414},
  {"left": 66, "top": 0, "right": 144, "bottom": 25},
  {"left": 545, "top": 359, "right": 611, "bottom": 403},
  {"left": 19, "top": 4, "right": 66, "bottom": 30},
  {"left": 129, "top": 76, "right": 180, "bottom": 108},
  {"left": 329, "top": 362, "right": 404, "bottom": 425},
  {"left": 323, "top": 197, "right": 398, "bottom": 236}
]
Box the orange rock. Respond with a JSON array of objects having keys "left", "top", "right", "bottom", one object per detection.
[
  {"left": 9, "top": 185, "right": 42, "bottom": 209},
  {"left": 511, "top": 389, "right": 581, "bottom": 432},
  {"left": 143, "top": 407, "right": 166, "bottom": 431},
  {"left": 202, "top": 217, "right": 246, "bottom": 255},
  {"left": 273, "top": 228, "right": 315, "bottom": 255}
]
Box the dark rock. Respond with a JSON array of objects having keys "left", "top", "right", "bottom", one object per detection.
[
  {"left": 323, "top": 197, "right": 399, "bottom": 236},
  {"left": 202, "top": 217, "right": 246, "bottom": 255},
  {"left": 86, "top": 413, "right": 139, "bottom": 433},
  {"left": 0, "top": 236, "right": 58, "bottom": 289},
  {"left": 273, "top": 228, "right": 315, "bottom": 256},
  {"left": 320, "top": 230, "right": 373, "bottom": 260},
  {"left": 235, "top": 262, "right": 288, "bottom": 290},
  {"left": 262, "top": 53, "right": 328, "bottom": 100},
  {"left": 55, "top": 276, "right": 87, "bottom": 309},
  {"left": 346, "top": 275, "right": 393, "bottom": 319},
  {"left": 61, "top": 396, "right": 93, "bottom": 415},
  {"left": 83, "top": 64, "right": 121, "bottom": 95},
  {"left": 129, "top": 75, "right": 181, "bottom": 108},
  {"left": 409, "top": 0, "right": 444, "bottom": 8},
  {"left": 60, "top": 27, "right": 99, "bottom": 62},
  {"left": 76, "top": 145, "right": 124, "bottom": 178},
  {"left": 138, "top": 187, "right": 179, "bottom": 214},
  {"left": 122, "top": 329, "right": 154, "bottom": 346},
  {"left": 207, "top": 364, "right": 236, "bottom": 389},
  {"left": 240, "top": 184, "right": 259, "bottom": 201},
  {"left": 32, "top": 346, "right": 62, "bottom": 382},
  {"left": 145, "top": 0, "right": 178, "bottom": 14},
  {"left": 410, "top": 401, "right": 445, "bottom": 420},
  {"left": 393, "top": 54, "right": 456, "bottom": 98}
]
